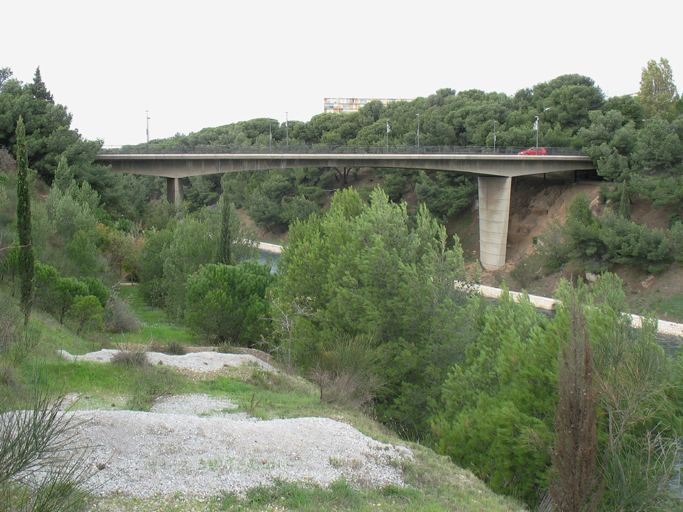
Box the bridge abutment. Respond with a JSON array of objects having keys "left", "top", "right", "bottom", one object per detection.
[
  {"left": 167, "top": 177, "right": 184, "bottom": 203},
  {"left": 478, "top": 176, "right": 511, "bottom": 271}
]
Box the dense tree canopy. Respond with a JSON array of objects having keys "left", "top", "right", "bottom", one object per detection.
[
  {"left": 274, "top": 187, "right": 477, "bottom": 434},
  {"left": 0, "top": 67, "right": 164, "bottom": 217}
]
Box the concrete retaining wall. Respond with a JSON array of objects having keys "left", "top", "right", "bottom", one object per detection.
[{"left": 464, "top": 283, "right": 683, "bottom": 337}]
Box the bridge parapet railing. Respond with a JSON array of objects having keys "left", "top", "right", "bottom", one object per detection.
[{"left": 99, "top": 145, "right": 585, "bottom": 157}]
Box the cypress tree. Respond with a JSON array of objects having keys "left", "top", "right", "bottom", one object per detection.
[
  {"left": 16, "top": 116, "right": 35, "bottom": 325},
  {"left": 549, "top": 296, "right": 601, "bottom": 511},
  {"left": 217, "top": 194, "right": 234, "bottom": 265},
  {"left": 618, "top": 181, "right": 631, "bottom": 220}
]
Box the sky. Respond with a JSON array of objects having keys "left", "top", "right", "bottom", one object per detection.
[{"left": 4, "top": 0, "right": 681, "bottom": 147}]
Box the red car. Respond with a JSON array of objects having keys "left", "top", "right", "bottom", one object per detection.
[{"left": 518, "top": 147, "right": 547, "bottom": 155}]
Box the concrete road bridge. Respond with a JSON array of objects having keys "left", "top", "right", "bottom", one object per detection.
[{"left": 96, "top": 145, "right": 596, "bottom": 271}]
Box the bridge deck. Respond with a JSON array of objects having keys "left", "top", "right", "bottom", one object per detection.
[
  {"left": 95, "top": 150, "right": 597, "bottom": 271},
  {"left": 96, "top": 152, "right": 596, "bottom": 178}
]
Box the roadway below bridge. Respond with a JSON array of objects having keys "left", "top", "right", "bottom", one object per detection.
[{"left": 95, "top": 148, "right": 596, "bottom": 271}]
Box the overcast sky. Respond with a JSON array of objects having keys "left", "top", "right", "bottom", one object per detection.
[{"left": 4, "top": 0, "right": 681, "bottom": 146}]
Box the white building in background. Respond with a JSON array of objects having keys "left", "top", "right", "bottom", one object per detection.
[{"left": 324, "top": 97, "right": 413, "bottom": 113}]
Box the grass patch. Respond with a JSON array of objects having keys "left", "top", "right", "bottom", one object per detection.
[
  {"left": 125, "top": 366, "right": 181, "bottom": 411},
  {"left": 650, "top": 295, "right": 683, "bottom": 323},
  {"left": 32, "top": 309, "right": 99, "bottom": 356},
  {"left": 107, "top": 286, "right": 200, "bottom": 346},
  {"left": 34, "top": 360, "right": 185, "bottom": 411},
  {"left": 223, "top": 478, "right": 371, "bottom": 510},
  {"left": 191, "top": 371, "right": 321, "bottom": 420}
]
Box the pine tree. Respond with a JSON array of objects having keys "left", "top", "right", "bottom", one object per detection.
[
  {"left": 638, "top": 58, "right": 679, "bottom": 119},
  {"left": 54, "top": 153, "right": 74, "bottom": 192},
  {"left": 16, "top": 116, "right": 35, "bottom": 325},
  {"left": 30, "top": 66, "right": 54, "bottom": 102}
]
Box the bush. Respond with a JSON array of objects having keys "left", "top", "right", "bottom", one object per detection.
[
  {"left": 668, "top": 221, "right": 683, "bottom": 263},
  {"left": 149, "top": 340, "right": 186, "bottom": 356},
  {"left": 125, "top": 367, "right": 179, "bottom": 411},
  {"left": 307, "top": 333, "right": 383, "bottom": 410},
  {"left": 185, "top": 261, "right": 276, "bottom": 346},
  {"left": 80, "top": 277, "right": 110, "bottom": 308},
  {"left": 509, "top": 253, "right": 545, "bottom": 288},
  {"left": 103, "top": 293, "right": 141, "bottom": 333},
  {"left": 537, "top": 220, "right": 571, "bottom": 272},
  {"left": 68, "top": 295, "right": 104, "bottom": 334},
  {"left": 600, "top": 209, "right": 671, "bottom": 272},
  {"left": 33, "top": 262, "right": 60, "bottom": 315},
  {"left": 111, "top": 346, "right": 149, "bottom": 366},
  {"left": 0, "top": 391, "right": 93, "bottom": 511}
]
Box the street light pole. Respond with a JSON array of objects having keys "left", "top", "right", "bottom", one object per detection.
[
  {"left": 285, "top": 112, "right": 289, "bottom": 147},
  {"left": 386, "top": 120, "right": 390, "bottom": 154},
  {"left": 146, "top": 110, "right": 150, "bottom": 154},
  {"left": 416, "top": 113, "right": 420, "bottom": 151},
  {"left": 534, "top": 116, "right": 539, "bottom": 148},
  {"left": 269, "top": 119, "right": 272, "bottom": 151}
]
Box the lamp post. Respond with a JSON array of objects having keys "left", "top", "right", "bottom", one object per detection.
[
  {"left": 416, "top": 113, "right": 420, "bottom": 151},
  {"left": 269, "top": 119, "right": 272, "bottom": 151},
  {"left": 386, "top": 120, "right": 390, "bottom": 154},
  {"left": 146, "top": 110, "right": 150, "bottom": 154},
  {"left": 534, "top": 116, "right": 539, "bottom": 148},
  {"left": 285, "top": 112, "right": 289, "bottom": 147}
]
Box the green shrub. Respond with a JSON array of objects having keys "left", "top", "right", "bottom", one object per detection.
[
  {"left": 68, "top": 295, "right": 104, "bottom": 334},
  {"left": 185, "top": 261, "right": 276, "bottom": 346},
  {"left": 163, "top": 341, "right": 186, "bottom": 356},
  {"left": 669, "top": 221, "right": 683, "bottom": 262},
  {"left": 509, "top": 253, "right": 544, "bottom": 288},
  {"left": 601, "top": 209, "right": 671, "bottom": 272},
  {"left": 308, "top": 333, "right": 383, "bottom": 410},
  {"left": 125, "top": 367, "right": 179, "bottom": 411},
  {"left": 111, "top": 346, "right": 149, "bottom": 367},
  {"left": 0, "top": 391, "right": 93, "bottom": 511},
  {"left": 80, "top": 277, "right": 110, "bottom": 308}
]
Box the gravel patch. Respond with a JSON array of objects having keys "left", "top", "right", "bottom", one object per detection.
[
  {"left": 57, "top": 351, "right": 412, "bottom": 498},
  {"left": 150, "top": 393, "right": 253, "bottom": 421},
  {"left": 58, "top": 349, "right": 277, "bottom": 372},
  {"left": 73, "top": 409, "right": 412, "bottom": 498}
]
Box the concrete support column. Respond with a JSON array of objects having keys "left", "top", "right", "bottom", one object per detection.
[
  {"left": 167, "top": 177, "right": 184, "bottom": 204},
  {"left": 478, "top": 176, "right": 512, "bottom": 270}
]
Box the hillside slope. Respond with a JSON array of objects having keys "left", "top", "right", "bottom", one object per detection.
[
  {"left": 475, "top": 175, "right": 683, "bottom": 322},
  {"left": 246, "top": 170, "right": 683, "bottom": 323}
]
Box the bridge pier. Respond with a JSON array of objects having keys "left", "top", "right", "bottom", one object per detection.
[
  {"left": 167, "top": 177, "right": 184, "bottom": 203},
  {"left": 478, "top": 176, "right": 512, "bottom": 271}
]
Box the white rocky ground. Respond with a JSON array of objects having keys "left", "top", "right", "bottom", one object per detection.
[
  {"left": 57, "top": 350, "right": 413, "bottom": 498},
  {"left": 58, "top": 348, "right": 277, "bottom": 372}
]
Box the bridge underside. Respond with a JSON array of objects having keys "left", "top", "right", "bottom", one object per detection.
[{"left": 98, "top": 153, "right": 596, "bottom": 271}]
